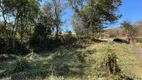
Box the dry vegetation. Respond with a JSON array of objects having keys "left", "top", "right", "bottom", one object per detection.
[{"left": 1, "top": 42, "right": 142, "bottom": 80}]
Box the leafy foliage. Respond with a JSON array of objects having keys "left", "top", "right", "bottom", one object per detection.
[
  {"left": 121, "top": 21, "right": 140, "bottom": 42},
  {"left": 70, "top": 0, "right": 122, "bottom": 38}
]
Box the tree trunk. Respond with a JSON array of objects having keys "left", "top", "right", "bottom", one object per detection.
[
  {"left": 0, "top": 3, "right": 9, "bottom": 47},
  {"left": 3, "top": 22, "right": 9, "bottom": 46},
  {"left": 20, "top": 27, "right": 23, "bottom": 44},
  {"left": 56, "top": 25, "right": 59, "bottom": 39},
  {"left": 20, "top": 20, "right": 24, "bottom": 47},
  {"left": 20, "top": 26, "right": 24, "bottom": 48},
  {"left": 12, "top": 21, "right": 18, "bottom": 50}
]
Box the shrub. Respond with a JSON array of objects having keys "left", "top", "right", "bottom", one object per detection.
[
  {"left": 137, "top": 38, "right": 142, "bottom": 43},
  {"left": 13, "top": 58, "right": 31, "bottom": 72},
  {"left": 0, "top": 58, "right": 46, "bottom": 78},
  {"left": 86, "top": 49, "right": 120, "bottom": 77},
  {"left": 84, "top": 45, "right": 134, "bottom": 80},
  {"left": 0, "top": 58, "right": 31, "bottom": 76}
]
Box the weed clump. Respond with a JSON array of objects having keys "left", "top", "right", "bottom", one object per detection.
[
  {"left": 0, "top": 58, "right": 30, "bottom": 77},
  {"left": 0, "top": 58, "right": 46, "bottom": 79},
  {"left": 85, "top": 45, "right": 134, "bottom": 80},
  {"left": 13, "top": 58, "right": 31, "bottom": 72}
]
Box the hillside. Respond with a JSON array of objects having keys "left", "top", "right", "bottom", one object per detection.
[{"left": 1, "top": 42, "right": 142, "bottom": 80}]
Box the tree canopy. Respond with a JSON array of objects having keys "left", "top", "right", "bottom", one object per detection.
[
  {"left": 70, "top": 0, "right": 122, "bottom": 38},
  {"left": 0, "top": 0, "right": 122, "bottom": 53}
]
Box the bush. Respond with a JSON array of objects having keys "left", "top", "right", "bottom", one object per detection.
[
  {"left": 137, "top": 38, "right": 142, "bottom": 43},
  {"left": 0, "top": 38, "right": 30, "bottom": 55},
  {"left": 0, "top": 58, "right": 31, "bottom": 76},
  {"left": 84, "top": 45, "right": 135, "bottom": 80},
  {"left": 0, "top": 58, "right": 46, "bottom": 78},
  {"left": 13, "top": 58, "right": 31, "bottom": 72},
  {"left": 85, "top": 49, "right": 120, "bottom": 77}
]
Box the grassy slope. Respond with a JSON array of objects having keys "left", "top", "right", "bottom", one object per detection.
[
  {"left": 1, "top": 42, "right": 142, "bottom": 80},
  {"left": 88, "top": 43, "right": 142, "bottom": 79}
]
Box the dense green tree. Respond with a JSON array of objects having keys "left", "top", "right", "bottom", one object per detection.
[
  {"left": 0, "top": 0, "right": 41, "bottom": 51},
  {"left": 39, "top": 3, "right": 54, "bottom": 34},
  {"left": 0, "top": 0, "right": 11, "bottom": 46},
  {"left": 0, "top": 0, "right": 123, "bottom": 53},
  {"left": 51, "top": 0, "right": 65, "bottom": 39},
  {"left": 6, "top": 0, "right": 40, "bottom": 49},
  {"left": 69, "top": 0, "right": 122, "bottom": 38}
]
